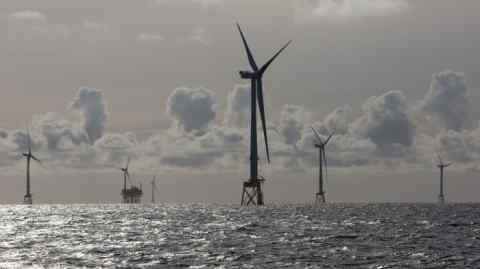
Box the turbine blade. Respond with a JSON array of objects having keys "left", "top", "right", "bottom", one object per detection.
[
  {"left": 445, "top": 163, "right": 452, "bottom": 167},
  {"left": 126, "top": 157, "right": 130, "bottom": 170},
  {"left": 259, "top": 40, "right": 291, "bottom": 74},
  {"left": 236, "top": 23, "right": 258, "bottom": 71},
  {"left": 26, "top": 125, "right": 32, "bottom": 155},
  {"left": 311, "top": 126, "right": 323, "bottom": 144},
  {"left": 435, "top": 152, "right": 443, "bottom": 165},
  {"left": 257, "top": 79, "right": 270, "bottom": 163},
  {"left": 324, "top": 132, "right": 335, "bottom": 146}
]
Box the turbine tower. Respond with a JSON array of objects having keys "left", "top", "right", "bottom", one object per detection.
[
  {"left": 236, "top": 23, "right": 291, "bottom": 206},
  {"left": 151, "top": 176, "right": 159, "bottom": 204},
  {"left": 436, "top": 153, "right": 452, "bottom": 204},
  {"left": 120, "top": 157, "right": 130, "bottom": 203},
  {"left": 22, "top": 127, "right": 41, "bottom": 204},
  {"left": 311, "top": 126, "right": 334, "bottom": 204}
]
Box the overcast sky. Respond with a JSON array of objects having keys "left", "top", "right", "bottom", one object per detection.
[{"left": 1, "top": 0, "right": 480, "bottom": 204}]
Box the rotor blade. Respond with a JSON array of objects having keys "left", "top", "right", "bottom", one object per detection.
[
  {"left": 26, "top": 125, "right": 32, "bottom": 154},
  {"left": 444, "top": 163, "right": 452, "bottom": 167},
  {"left": 324, "top": 132, "right": 335, "bottom": 146},
  {"left": 126, "top": 157, "right": 130, "bottom": 170},
  {"left": 435, "top": 152, "right": 443, "bottom": 165},
  {"left": 259, "top": 40, "right": 291, "bottom": 75},
  {"left": 236, "top": 23, "right": 258, "bottom": 71},
  {"left": 311, "top": 126, "right": 323, "bottom": 144},
  {"left": 257, "top": 79, "right": 270, "bottom": 163},
  {"left": 31, "top": 155, "right": 45, "bottom": 168}
]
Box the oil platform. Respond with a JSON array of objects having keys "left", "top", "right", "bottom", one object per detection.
[{"left": 120, "top": 157, "right": 143, "bottom": 204}]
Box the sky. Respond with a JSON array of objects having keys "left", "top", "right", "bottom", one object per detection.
[{"left": 1, "top": 0, "right": 480, "bottom": 204}]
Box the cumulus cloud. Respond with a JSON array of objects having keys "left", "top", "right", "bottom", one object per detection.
[
  {"left": 224, "top": 85, "right": 250, "bottom": 128},
  {"left": 68, "top": 87, "right": 108, "bottom": 143},
  {"left": 351, "top": 90, "right": 414, "bottom": 155},
  {"left": 9, "top": 10, "right": 46, "bottom": 23},
  {"left": 167, "top": 87, "right": 216, "bottom": 134},
  {"left": 418, "top": 70, "right": 469, "bottom": 131},
  {"left": 278, "top": 105, "right": 307, "bottom": 147},
  {"left": 3, "top": 70, "right": 480, "bottom": 176},
  {"left": 295, "top": 0, "right": 408, "bottom": 21}
]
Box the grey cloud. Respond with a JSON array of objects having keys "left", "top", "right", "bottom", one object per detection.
[
  {"left": 351, "top": 91, "right": 414, "bottom": 155},
  {"left": 224, "top": 84, "right": 250, "bottom": 128},
  {"left": 167, "top": 87, "right": 216, "bottom": 134},
  {"left": 69, "top": 87, "right": 108, "bottom": 143},
  {"left": 419, "top": 70, "right": 469, "bottom": 131},
  {"left": 9, "top": 10, "right": 46, "bottom": 23},
  {"left": 278, "top": 104, "right": 306, "bottom": 147}
]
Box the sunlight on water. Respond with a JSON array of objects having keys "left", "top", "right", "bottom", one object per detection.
[{"left": 0, "top": 204, "right": 479, "bottom": 268}]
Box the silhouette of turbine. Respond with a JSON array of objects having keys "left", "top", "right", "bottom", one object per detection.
[
  {"left": 151, "top": 176, "right": 160, "bottom": 204},
  {"left": 436, "top": 153, "right": 451, "bottom": 204},
  {"left": 311, "top": 126, "right": 334, "bottom": 204},
  {"left": 22, "top": 126, "right": 42, "bottom": 204},
  {"left": 237, "top": 23, "right": 291, "bottom": 206},
  {"left": 120, "top": 157, "right": 130, "bottom": 203}
]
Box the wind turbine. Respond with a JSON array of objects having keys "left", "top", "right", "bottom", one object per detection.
[
  {"left": 237, "top": 23, "right": 291, "bottom": 206},
  {"left": 436, "top": 153, "right": 452, "bottom": 204},
  {"left": 120, "top": 157, "right": 130, "bottom": 203},
  {"left": 311, "top": 126, "right": 334, "bottom": 204},
  {"left": 22, "top": 126, "right": 41, "bottom": 204},
  {"left": 151, "top": 176, "right": 160, "bottom": 204}
]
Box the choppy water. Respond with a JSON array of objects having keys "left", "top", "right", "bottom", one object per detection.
[{"left": 1, "top": 204, "right": 480, "bottom": 268}]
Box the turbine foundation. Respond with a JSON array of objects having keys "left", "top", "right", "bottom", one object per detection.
[
  {"left": 241, "top": 178, "right": 265, "bottom": 206},
  {"left": 315, "top": 192, "right": 326, "bottom": 204},
  {"left": 23, "top": 194, "right": 32, "bottom": 205}
]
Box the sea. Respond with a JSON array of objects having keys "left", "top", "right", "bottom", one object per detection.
[{"left": 0, "top": 203, "right": 479, "bottom": 268}]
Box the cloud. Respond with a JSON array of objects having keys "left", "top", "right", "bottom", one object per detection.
[
  {"left": 295, "top": 0, "right": 408, "bottom": 21},
  {"left": 351, "top": 90, "right": 414, "bottom": 155},
  {"left": 178, "top": 27, "right": 212, "bottom": 46},
  {"left": 418, "top": 70, "right": 469, "bottom": 131},
  {"left": 278, "top": 105, "right": 307, "bottom": 147},
  {"left": 224, "top": 84, "right": 250, "bottom": 128},
  {"left": 68, "top": 87, "right": 108, "bottom": 143},
  {"left": 137, "top": 33, "right": 165, "bottom": 44},
  {"left": 323, "top": 105, "right": 352, "bottom": 134},
  {"left": 166, "top": 87, "right": 216, "bottom": 134},
  {"left": 9, "top": 10, "right": 46, "bottom": 23}
]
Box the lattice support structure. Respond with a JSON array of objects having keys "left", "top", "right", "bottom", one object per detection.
[{"left": 241, "top": 178, "right": 265, "bottom": 206}]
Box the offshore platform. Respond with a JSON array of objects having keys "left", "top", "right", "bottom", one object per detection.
[{"left": 120, "top": 157, "right": 143, "bottom": 204}]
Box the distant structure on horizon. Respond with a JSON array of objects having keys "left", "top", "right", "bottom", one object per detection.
[
  {"left": 151, "top": 176, "right": 159, "bottom": 203},
  {"left": 22, "top": 126, "right": 42, "bottom": 205},
  {"left": 236, "top": 23, "right": 291, "bottom": 206},
  {"left": 436, "top": 153, "right": 452, "bottom": 204},
  {"left": 120, "top": 157, "right": 142, "bottom": 204},
  {"left": 311, "top": 126, "right": 334, "bottom": 204}
]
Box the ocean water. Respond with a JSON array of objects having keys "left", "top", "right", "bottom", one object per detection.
[{"left": 0, "top": 204, "right": 479, "bottom": 268}]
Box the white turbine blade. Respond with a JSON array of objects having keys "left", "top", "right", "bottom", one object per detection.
[{"left": 126, "top": 157, "right": 130, "bottom": 170}]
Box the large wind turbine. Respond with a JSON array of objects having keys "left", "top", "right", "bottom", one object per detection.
[
  {"left": 237, "top": 23, "right": 291, "bottom": 206},
  {"left": 22, "top": 127, "right": 41, "bottom": 204},
  {"left": 311, "top": 126, "right": 334, "bottom": 204},
  {"left": 436, "top": 153, "right": 452, "bottom": 204}
]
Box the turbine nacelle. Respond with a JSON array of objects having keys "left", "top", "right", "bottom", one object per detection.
[{"left": 239, "top": 70, "right": 258, "bottom": 79}]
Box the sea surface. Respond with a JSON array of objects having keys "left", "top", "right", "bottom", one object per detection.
[{"left": 0, "top": 203, "right": 479, "bottom": 268}]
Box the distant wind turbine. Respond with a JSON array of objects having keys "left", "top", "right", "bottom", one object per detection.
[
  {"left": 120, "top": 157, "right": 130, "bottom": 203},
  {"left": 237, "top": 23, "right": 291, "bottom": 206},
  {"left": 436, "top": 153, "right": 451, "bottom": 204},
  {"left": 22, "top": 126, "right": 42, "bottom": 204},
  {"left": 311, "top": 126, "right": 334, "bottom": 204}
]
